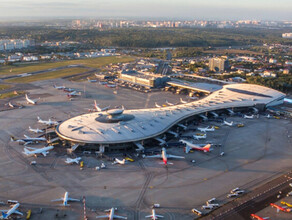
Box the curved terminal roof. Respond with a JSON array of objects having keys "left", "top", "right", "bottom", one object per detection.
[{"left": 56, "top": 84, "right": 285, "bottom": 144}]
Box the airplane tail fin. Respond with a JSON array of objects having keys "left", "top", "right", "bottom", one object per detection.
[
  {"left": 10, "top": 136, "right": 16, "bottom": 142},
  {"left": 203, "top": 144, "right": 211, "bottom": 152},
  {"left": 2, "top": 212, "right": 7, "bottom": 219},
  {"left": 37, "top": 116, "right": 41, "bottom": 121},
  {"left": 185, "top": 146, "right": 191, "bottom": 154}
]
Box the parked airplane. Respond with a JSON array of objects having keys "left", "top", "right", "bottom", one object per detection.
[
  {"left": 93, "top": 100, "right": 110, "bottom": 112},
  {"left": 0, "top": 203, "right": 23, "bottom": 219},
  {"left": 51, "top": 192, "right": 80, "bottom": 206},
  {"left": 145, "top": 209, "right": 164, "bottom": 219},
  {"left": 243, "top": 114, "right": 255, "bottom": 119},
  {"left": 28, "top": 126, "right": 44, "bottom": 134},
  {"left": 96, "top": 208, "right": 127, "bottom": 219},
  {"left": 65, "top": 157, "right": 82, "bottom": 164},
  {"left": 63, "top": 87, "right": 75, "bottom": 92},
  {"left": 281, "top": 201, "right": 292, "bottom": 208},
  {"left": 106, "top": 84, "right": 116, "bottom": 88},
  {"left": 53, "top": 85, "right": 65, "bottom": 90},
  {"left": 270, "top": 203, "right": 291, "bottom": 213},
  {"left": 23, "top": 145, "right": 54, "bottom": 157},
  {"left": 145, "top": 147, "right": 185, "bottom": 165},
  {"left": 11, "top": 135, "right": 46, "bottom": 145},
  {"left": 99, "top": 81, "right": 108, "bottom": 85},
  {"left": 180, "top": 98, "right": 188, "bottom": 104},
  {"left": 165, "top": 100, "right": 174, "bottom": 106},
  {"left": 25, "top": 94, "right": 40, "bottom": 105},
  {"left": 197, "top": 126, "right": 215, "bottom": 132},
  {"left": 112, "top": 158, "right": 126, "bottom": 165},
  {"left": 87, "top": 77, "right": 97, "bottom": 83},
  {"left": 5, "top": 102, "right": 15, "bottom": 108},
  {"left": 250, "top": 214, "right": 269, "bottom": 220},
  {"left": 180, "top": 139, "right": 212, "bottom": 153},
  {"left": 67, "top": 90, "right": 81, "bottom": 98},
  {"left": 223, "top": 120, "right": 233, "bottom": 126},
  {"left": 37, "top": 117, "right": 59, "bottom": 126},
  {"left": 155, "top": 102, "right": 161, "bottom": 108},
  {"left": 193, "top": 133, "right": 207, "bottom": 140}
]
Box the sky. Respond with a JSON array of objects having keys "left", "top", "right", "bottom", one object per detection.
[{"left": 0, "top": 0, "right": 291, "bottom": 20}]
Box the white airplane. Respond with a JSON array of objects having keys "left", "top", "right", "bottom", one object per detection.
[
  {"left": 155, "top": 102, "right": 161, "bottom": 108},
  {"left": 180, "top": 98, "right": 188, "bottom": 104},
  {"left": 145, "top": 147, "right": 185, "bottom": 165},
  {"left": 28, "top": 126, "right": 44, "bottom": 134},
  {"left": 243, "top": 114, "right": 255, "bottom": 119},
  {"left": 0, "top": 203, "right": 23, "bottom": 219},
  {"left": 106, "top": 84, "right": 116, "bottom": 88},
  {"left": 63, "top": 87, "right": 75, "bottom": 92},
  {"left": 180, "top": 139, "right": 212, "bottom": 153},
  {"left": 265, "top": 114, "right": 271, "bottom": 119},
  {"left": 112, "top": 158, "right": 126, "bottom": 165},
  {"left": 67, "top": 90, "right": 81, "bottom": 98},
  {"left": 193, "top": 133, "right": 207, "bottom": 140},
  {"left": 145, "top": 209, "right": 164, "bottom": 219},
  {"left": 10, "top": 135, "right": 46, "bottom": 145},
  {"left": 5, "top": 102, "right": 15, "bottom": 108},
  {"left": 96, "top": 208, "right": 127, "bottom": 219},
  {"left": 53, "top": 85, "right": 65, "bottom": 90},
  {"left": 37, "top": 117, "right": 59, "bottom": 126},
  {"left": 99, "top": 81, "right": 107, "bottom": 85},
  {"left": 93, "top": 100, "right": 110, "bottom": 112},
  {"left": 87, "top": 77, "right": 97, "bottom": 83},
  {"left": 51, "top": 192, "right": 80, "bottom": 206},
  {"left": 23, "top": 145, "right": 54, "bottom": 157},
  {"left": 223, "top": 120, "right": 233, "bottom": 126},
  {"left": 65, "top": 157, "right": 82, "bottom": 164},
  {"left": 25, "top": 94, "right": 40, "bottom": 105},
  {"left": 165, "top": 100, "right": 174, "bottom": 106},
  {"left": 197, "top": 126, "right": 215, "bottom": 132}
]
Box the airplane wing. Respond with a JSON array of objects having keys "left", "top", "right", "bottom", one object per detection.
[
  {"left": 41, "top": 151, "right": 48, "bottom": 157},
  {"left": 51, "top": 198, "right": 63, "bottom": 202},
  {"left": 145, "top": 155, "right": 161, "bottom": 158},
  {"left": 145, "top": 215, "right": 153, "bottom": 218},
  {"left": 156, "top": 215, "right": 164, "bottom": 218},
  {"left": 96, "top": 215, "right": 109, "bottom": 218},
  {"left": 113, "top": 215, "right": 127, "bottom": 219},
  {"left": 14, "top": 210, "right": 23, "bottom": 215},
  {"left": 68, "top": 198, "right": 80, "bottom": 202},
  {"left": 167, "top": 154, "right": 185, "bottom": 159}
]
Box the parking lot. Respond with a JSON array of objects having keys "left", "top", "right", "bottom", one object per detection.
[{"left": 0, "top": 78, "right": 291, "bottom": 219}]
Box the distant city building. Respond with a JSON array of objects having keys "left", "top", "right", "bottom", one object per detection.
[
  {"left": 282, "top": 33, "right": 292, "bottom": 39},
  {"left": 269, "top": 58, "right": 277, "bottom": 64},
  {"left": 209, "top": 57, "right": 229, "bottom": 72},
  {"left": 283, "top": 69, "right": 290, "bottom": 74},
  {"left": 118, "top": 70, "right": 170, "bottom": 88},
  {"left": 0, "top": 39, "right": 35, "bottom": 51}
]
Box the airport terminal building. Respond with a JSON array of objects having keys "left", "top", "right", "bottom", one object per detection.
[{"left": 55, "top": 83, "right": 285, "bottom": 152}]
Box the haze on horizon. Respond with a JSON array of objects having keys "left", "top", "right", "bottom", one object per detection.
[{"left": 0, "top": 0, "right": 291, "bottom": 21}]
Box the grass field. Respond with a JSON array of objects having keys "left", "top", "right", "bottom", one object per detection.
[
  {"left": 0, "top": 56, "right": 135, "bottom": 77},
  {"left": 5, "top": 68, "right": 88, "bottom": 83},
  {"left": 0, "top": 91, "right": 25, "bottom": 99},
  {"left": 0, "top": 84, "right": 11, "bottom": 90}
]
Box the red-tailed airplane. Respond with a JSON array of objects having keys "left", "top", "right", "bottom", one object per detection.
[
  {"left": 250, "top": 214, "right": 269, "bottom": 220},
  {"left": 145, "top": 147, "right": 185, "bottom": 165},
  {"left": 179, "top": 139, "right": 212, "bottom": 153},
  {"left": 270, "top": 203, "right": 291, "bottom": 213}
]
